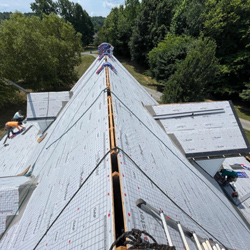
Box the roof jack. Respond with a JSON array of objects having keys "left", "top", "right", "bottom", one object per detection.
[{"left": 136, "top": 199, "right": 231, "bottom": 250}]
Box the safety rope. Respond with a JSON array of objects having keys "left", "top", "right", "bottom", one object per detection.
[
  {"left": 0, "top": 87, "right": 108, "bottom": 241},
  {"left": 46, "top": 88, "right": 107, "bottom": 149},
  {"left": 109, "top": 228, "right": 175, "bottom": 250},
  {"left": 118, "top": 147, "right": 227, "bottom": 248},
  {"left": 110, "top": 90, "right": 250, "bottom": 234},
  {"left": 33, "top": 148, "right": 114, "bottom": 249}
]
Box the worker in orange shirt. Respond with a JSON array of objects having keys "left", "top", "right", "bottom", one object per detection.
[{"left": 5, "top": 121, "right": 25, "bottom": 138}]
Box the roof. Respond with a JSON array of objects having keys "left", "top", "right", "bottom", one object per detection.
[
  {"left": 151, "top": 101, "right": 250, "bottom": 159},
  {"left": 0, "top": 49, "right": 250, "bottom": 250}
]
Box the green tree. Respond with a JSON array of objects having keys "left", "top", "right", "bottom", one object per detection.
[
  {"left": 203, "top": 0, "right": 250, "bottom": 97},
  {"left": 162, "top": 37, "right": 219, "bottom": 103},
  {"left": 129, "top": 0, "right": 176, "bottom": 64},
  {"left": 170, "top": 0, "right": 205, "bottom": 37},
  {"left": 240, "top": 83, "right": 250, "bottom": 101},
  {"left": 31, "top": 0, "right": 94, "bottom": 46},
  {"left": 0, "top": 81, "right": 18, "bottom": 109},
  {"left": 124, "top": 0, "right": 140, "bottom": 23},
  {"left": 148, "top": 34, "right": 192, "bottom": 82},
  {"left": 71, "top": 3, "right": 94, "bottom": 46},
  {"left": 91, "top": 16, "right": 106, "bottom": 33},
  {"left": 30, "top": 0, "right": 57, "bottom": 16},
  {"left": 99, "top": 6, "right": 131, "bottom": 56},
  {"left": 0, "top": 12, "right": 82, "bottom": 92},
  {"left": 57, "top": 0, "right": 94, "bottom": 46}
]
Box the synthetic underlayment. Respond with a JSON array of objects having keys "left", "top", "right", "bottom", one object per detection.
[
  {"left": 152, "top": 101, "right": 249, "bottom": 157},
  {"left": 0, "top": 55, "right": 250, "bottom": 250},
  {"left": 110, "top": 57, "right": 250, "bottom": 249},
  {"left": 27, "top": 92, "right": 70, "bottom": 119}
]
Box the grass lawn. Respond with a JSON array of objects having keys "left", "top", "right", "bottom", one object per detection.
[
  {"left": 117, "top": 57, "right": 165, "bottom": 92},
  {"left": 233, "top": 104, "right": 250, "bottom": 142},
  {"left": 234, "top": 105, "right": 250, "bottom": 122},
  {"left": 83, "top": 45, "right": 97, "bottom": 52},
  {"left": 244, "top": 129, "right": 250, "bottom": 144},
  {"left": 75, "top": 55, "right": 95, "bottom": 78}
]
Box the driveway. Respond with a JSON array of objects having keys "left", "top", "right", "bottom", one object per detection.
[
  {"left": 81, "top": 51, "right": 99, "bottom": 58},
  {"left": 240, "top": 118, "right": 250, "bottom": 131}
]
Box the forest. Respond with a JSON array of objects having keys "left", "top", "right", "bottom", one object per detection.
[
  {"left": 97, "top": 0, "right": 250, "bottom": 104},
  {"left": 0, "top": 0, "right": 250, "bottom": 109}
]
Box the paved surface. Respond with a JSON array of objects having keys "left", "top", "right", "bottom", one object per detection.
[
  {"left": 240, "top": 118, "right": 250, "bottom": 131},
  {"left": 81, "top": 51, "right": 99, "bottom": 58},
  {"left": 143, "top": 86, "right": 163, "bottom": 102}
]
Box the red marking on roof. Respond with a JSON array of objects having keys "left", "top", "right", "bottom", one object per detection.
[
  {"left": 144, "top": 237, "right": 148, "bottom": 241},
  {"left": 107, "top": 148, "right": 109, "bottom": 150},
  {"left": 145, "top": 169, "right": 147, "bottom": 171},
  {"left": 119, "top": 155, "right": 121, "bottom": 157},
  {"left": 108, "top": 193, "right": 110, "bottom": 196},
  {"left": 45, "top": 243, "right": 48, "bottom": 246},
  {"left": 77, "top": 208, "right": 80, "bottom": 210},
  {"left": 124, "top": 193, "right": 127, "bottom": 196},
  {"left": 2, "top": 222, "right": 4, "bottom": 224},
  {"left": 176, "top": 215, "right": 178, "bottom": 217},
  {"left": 120, "top": 162, "right": 122, "bottom": 164},
  {"left": 106, "top": 159, "right": 109, "bottom": 161},
  {"left": 137, "top": 187, "right": 140, "bottom": 189},
  {"left": 167, "top": 216, "right": 170, "bottom": 219},
  {"left": 81, "top": 178, "right": 83, "bottom": 181},
  {"left": 117, "top": 137, "right": 119, "bottom": 139},
  {"left": 159, "top": 208, "right": 161, "bottom": 210},
  {"left": 107, "top": 175, "right": 109, "bottom": 177},
  {"left": 122, "top": 174, "right": 124, "bottom": 177},
  {"left": 68, "top": 240, "right": 71, "bottom": 243},
  {"left": 129, "top": 154, "right": 132, "bottom": 157},
  {"left": 108, "top": 213, "right": 110, "bottom": 217}
]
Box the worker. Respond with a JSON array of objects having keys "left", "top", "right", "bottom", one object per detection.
[
  {"left": 221, "top": 169, "right": 238, "bottom": 184},
  {"left": 5, "top": 121, "right": 25, "bottom": 138},
  {"left": 13, "top": 110, "right": 25, "bottom": 122}
]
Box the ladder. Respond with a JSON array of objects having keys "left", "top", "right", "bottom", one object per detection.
[{"left": 136, "top": 199, "right": 231, "bottom": 250}]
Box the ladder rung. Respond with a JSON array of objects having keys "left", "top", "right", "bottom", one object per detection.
[
  {"left": 206, "top": 239, "right": 213, "bottom": 250},
  {"left": 202, "top": 241, "right": 209, "bottom": 250},
  {"left": 177, "top": 222, "right": 190, "bottom": 250},
  {"left": 193, "top": 232, "right": 202, "bottom": 250},
  {"left": 215, "top": 243, "right": 221, "bottom": 250},
  {"left": 160, "top": 211, "right": 173, "bottom": 246}
]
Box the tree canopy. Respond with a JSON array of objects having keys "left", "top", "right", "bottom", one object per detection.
[
  {"left": 30, "top": 0, "right": 94, "bottom": 46},
  {"left": 203, "top": 0, "right": 250, "bottom": 97},
  {"left": 0, "top": 13, "right": 82, "bottom": 93},
  {"left": 162, "top": 37, "right": 219, "bottom": 103},
  {"left": 2, "top": 0, "right": 250, "bottom": 104}
]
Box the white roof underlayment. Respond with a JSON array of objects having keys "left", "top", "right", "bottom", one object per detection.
[
  {"left": 152, "top": 102, "right": 250, "bottom": 158},
  {"left": 27, "top": 92, "right": 71, "bottom": 119},
  {"left": 110, "top": 58, "right": 250, "bottom": 249},
  {"left": 0, "top": 53, "right": 250, "bottom": 249}
]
